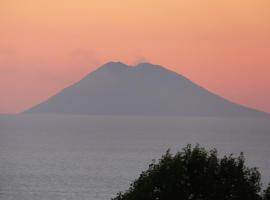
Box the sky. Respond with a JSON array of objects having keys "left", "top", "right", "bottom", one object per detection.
[{"left": 0, "top": 0, "right": 270, "bottom": 113}]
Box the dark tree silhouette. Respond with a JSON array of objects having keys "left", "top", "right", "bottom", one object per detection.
[
  {"left": 112, "top": 145, "right": 263, "bottom": 200},
  {"left": 263, "top": 184, "right": 270, "bottom": 200}
]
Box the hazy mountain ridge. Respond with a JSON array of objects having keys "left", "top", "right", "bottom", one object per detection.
[{"left": 25, "top": 62, "right": 269, "bottom": 117}]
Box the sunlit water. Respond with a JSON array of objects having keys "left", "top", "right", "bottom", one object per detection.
[{"left": 0, "top": 115, "right": 269, "bottom": 200}]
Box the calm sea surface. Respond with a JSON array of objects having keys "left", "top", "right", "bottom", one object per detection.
[{"left": 0, "top": 115, "right": 270, "bottom": 200}]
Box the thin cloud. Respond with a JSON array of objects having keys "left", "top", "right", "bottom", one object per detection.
[{"left": 133, "top": 57, "right": 150, "bottom": 65}]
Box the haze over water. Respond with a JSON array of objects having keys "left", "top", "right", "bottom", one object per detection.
[
  {"left": 1, "top": 1, "right": 270, "bottom": 199},
  {"left": 0, "top": 114, "right": 269, "bottom": 200}
]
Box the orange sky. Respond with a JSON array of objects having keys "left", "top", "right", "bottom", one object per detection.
[{"left": 0, "top": 0, "right": 270, "bottom": 113}]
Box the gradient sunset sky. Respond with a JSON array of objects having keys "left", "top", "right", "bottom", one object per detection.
[{"left": 0, "top": 0, "right": 270, "bottom": 113}]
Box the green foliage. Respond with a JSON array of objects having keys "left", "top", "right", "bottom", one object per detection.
[{"left": 112, "top": 145, "right": 263, "bottom": 200}]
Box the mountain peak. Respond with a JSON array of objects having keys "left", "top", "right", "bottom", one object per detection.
[
  {"left": 99, "top": 61, "right": 129, "bottom": 71},
  {"left": 25, "top": 61, "right": 268, "bottom": 117},
  {"left": 135, "top": 62, "right": 162, "bottom": 69},
  {"left": 134, "top": 62, "right": 172, "bottom": 73},
  {"left": 100, "top": 61, "right": 166, "bottom": 71}
]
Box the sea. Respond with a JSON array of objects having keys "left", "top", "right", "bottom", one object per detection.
[{"left": 0, "top": 114, "right": 269, "bottom": 200}]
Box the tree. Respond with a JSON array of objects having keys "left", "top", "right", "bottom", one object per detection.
[
  {"left": 263, "top": 184, "right": 270, "bottom": 200},
  {"left": 112, "top": 145, "right": 262, "bottom": 200}
]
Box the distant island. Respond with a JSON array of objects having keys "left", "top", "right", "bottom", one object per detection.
[{"left": 25, "top": 62, "right": 268, "bottom": 117}]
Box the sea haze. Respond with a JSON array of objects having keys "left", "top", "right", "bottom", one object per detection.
[
  {"left": 0, "top": 114, "right": 269, "bottom": 200},
  {"left": 1, "top": 62, "right": 270, "bottom": 200}
]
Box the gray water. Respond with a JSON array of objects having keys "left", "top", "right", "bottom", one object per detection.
[{"left": 0, "top": 114, "right": 270, "bottom": 200}]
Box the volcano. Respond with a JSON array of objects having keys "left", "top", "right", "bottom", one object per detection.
[{"left": 25, "top": 62, "right": 268, "bottom": 117}]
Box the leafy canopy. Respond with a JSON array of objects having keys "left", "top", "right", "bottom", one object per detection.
[{"left": 113, "top": 145, "right": 264, "bottom": 200}]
